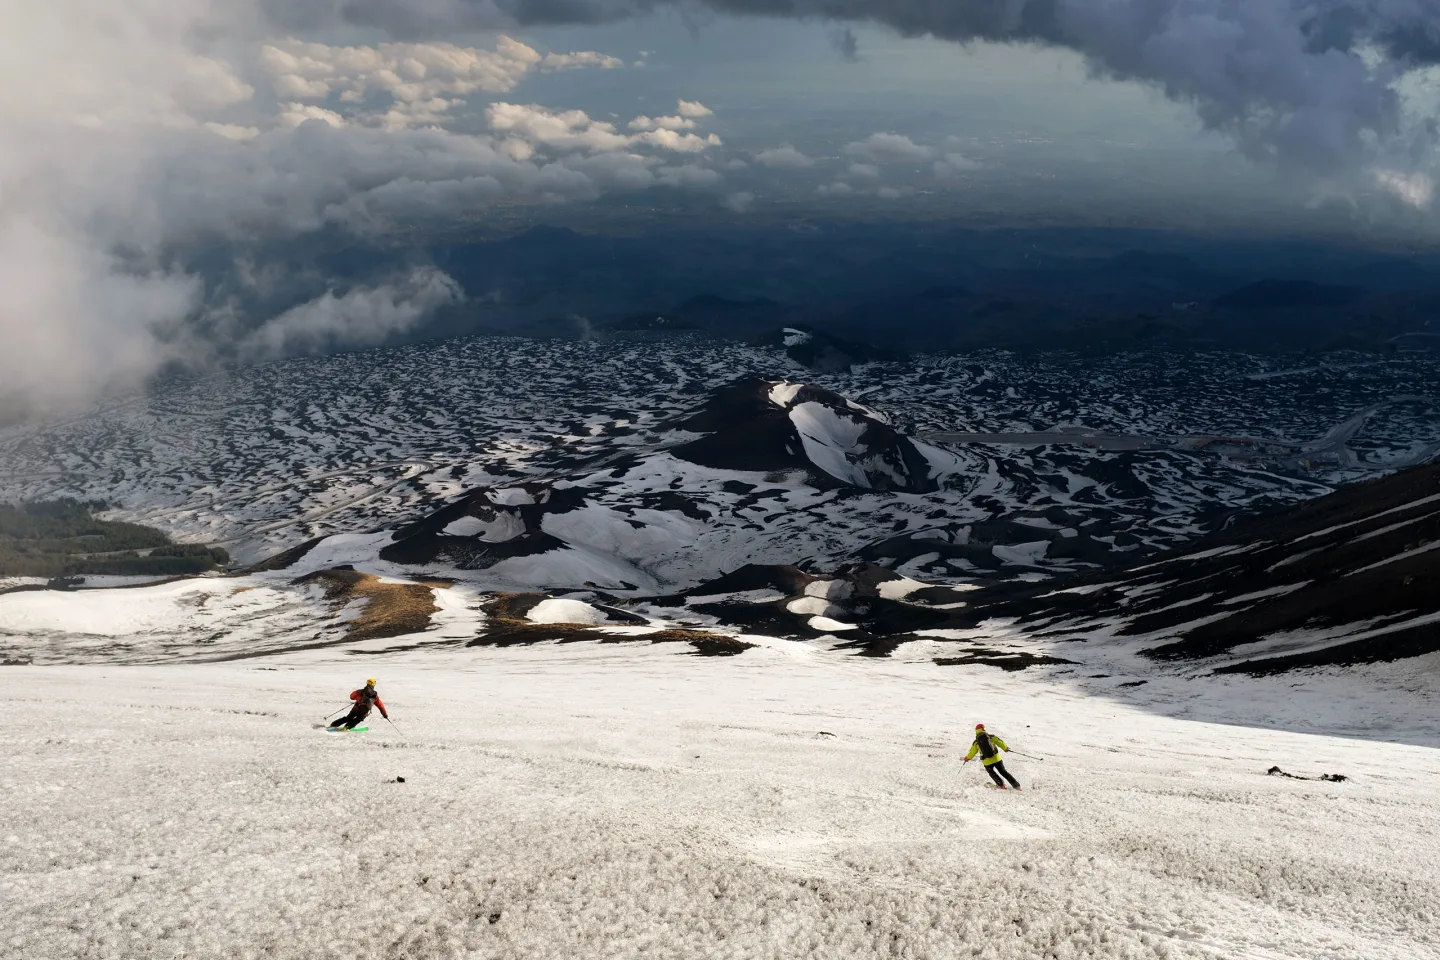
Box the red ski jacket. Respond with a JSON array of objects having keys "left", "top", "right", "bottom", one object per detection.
[{"left": 350, "top": 688, "right": 389, "bottom": 719}]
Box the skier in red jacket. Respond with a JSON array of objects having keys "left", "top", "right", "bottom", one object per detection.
[{"left": 330, "top": 678, "right": 388, "bottom": 729}]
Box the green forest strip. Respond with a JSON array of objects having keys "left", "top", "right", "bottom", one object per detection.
[{"left": 0, "top": 500, "right": 229, "bottom": 578}]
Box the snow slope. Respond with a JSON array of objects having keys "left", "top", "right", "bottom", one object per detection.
[{"left": 4, "top": 648, "right": 1437, "bottom": 960}]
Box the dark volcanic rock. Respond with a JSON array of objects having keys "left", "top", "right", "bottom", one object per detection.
[
  {"left": 934, "top": 649, "right": 1078, "bottom": 671},
  {"left": 671, "top": 378, "right": 947, "bottom": 493},
  {"left": 751, "top": 326, "right": 902, "bottom": 372},
  {"left": 669, "top": 564, "right": 816, "bottom": 601},
  {"left": 937, "top": 463, "right": 1440, "bottom": 673}
]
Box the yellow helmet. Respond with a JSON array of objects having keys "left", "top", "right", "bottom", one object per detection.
[{"left": 365, "top": 678, "right": 377, "bottom": 686}]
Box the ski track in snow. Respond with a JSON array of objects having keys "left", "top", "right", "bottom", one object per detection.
[{"left": 3, "top": 648, "right": 1438, "bottom": 960}]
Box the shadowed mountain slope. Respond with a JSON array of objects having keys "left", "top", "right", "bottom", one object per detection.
[{"left": 937, "top": 463, "right": 1440, "bottom": 673}]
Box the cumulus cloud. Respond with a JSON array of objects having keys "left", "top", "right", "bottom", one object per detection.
[
  {"left": 1375, "top": 168, "right": 1435, "bottom": 208},
  {"left": 239, "top": 266, "right": 462, "bottom": 359},
  {"left": 629, "top": 99, "right": 721, "bottom": 139},
  {"left": 722, "top": 191, "right": 755, "bottom": 212},
  {"left": 489, "top": 102, "right": 720, "bottom": 154},
  {"left": 629, "top": 114, "right": 697, "bottom": 132},
  {"left": 487, "top": 102, "right": 632, "bottom": 152},
  {"left": 295, "top": 0, "right": 1440, "bottom": 185},
  {"left": 0, "top": 1, "right": 726, "bottom": 408},
  {"left": 0, "top": 215, "right": 200, "bottom": 409},
  {"left": 140, "top": 121, "right": 655, "bottom": 240},
  {"left": 0, "top": 0, "right": 227, "bottom": 409},
  {"left": 277, "top": 102, "right": 345, "bottom": 128},
  {"left": 933, "top": 152, "right": 980, "bottom": 178},
  {"left": 259, "top": 35, "right": 538, "bottom": 100},
  {"left": 753, "top": 145, "right": 814, "bottom": 169},
  {"left": 176, "top": 56, "right": 256, "bottom": 112},
  {"left": 204, "top": 122, "right": 261, "bottom": 141},
  {"left": 541, "top": 50, "right": 624, "bottom": 71},
  {"left": 657, "top": 164, "right": 723, "bottom": 188},
  {"left": 634, "top": 127, "right": 722, "bottom": 152},
  {"left": 259, "top": 36, "right": 623, "bottom": 129},
  {"left": 844, "top": 132, "right": 933, "bottom": 163}
]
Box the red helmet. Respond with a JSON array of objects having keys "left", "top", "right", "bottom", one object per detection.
[{"left": 975, "top": 723, "right": 985, "bottom": 730}]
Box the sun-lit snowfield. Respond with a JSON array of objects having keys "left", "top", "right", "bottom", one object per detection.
[{"left": 5, "top": 644, "right": 1438, "bottom": 960}]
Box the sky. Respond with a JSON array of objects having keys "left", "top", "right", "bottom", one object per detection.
[{"left": 5, "top": 0, "right": 1440, "bottom": 409}]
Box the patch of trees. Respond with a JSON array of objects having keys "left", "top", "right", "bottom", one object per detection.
[{"left": 0, "top": 499, "right": 229, "bottom": 577}]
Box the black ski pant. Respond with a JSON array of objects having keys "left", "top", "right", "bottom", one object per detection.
[
  {"left": 985, "top": 761, "right": 1021, "bottom": 789},
  {"left": 332, "top": 706, "right": 370, "bottom": 729}
]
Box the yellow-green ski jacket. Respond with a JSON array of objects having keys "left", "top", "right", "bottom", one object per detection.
[{"left": 965, "top": 735, "right": 1010, "bottom": 766}]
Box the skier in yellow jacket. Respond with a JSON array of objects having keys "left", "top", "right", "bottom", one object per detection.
[{"left": 964, "top": 723, "right": 1022, "bottom": 790}]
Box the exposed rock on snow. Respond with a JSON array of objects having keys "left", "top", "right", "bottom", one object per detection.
[
  {"left": 262, "top": 380, "right": 987, "bottom": 593},
  {"left": 11, "top": 350, "right": 1439, "bottom": 674},
  {"left": 673, "top": 378, "right": 951, "bottom": 492},
  {"left": 4, "top": 337, "right": 1433, "bottom": 578},
  {"left": 8, "top": 338, "right": 1396, "bottom": 587},
  {"left": 943, "top": 462, "right": 1440, "bottom": 672}
]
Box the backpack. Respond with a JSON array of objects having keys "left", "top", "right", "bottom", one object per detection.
[{"left": 975, "top": 731, "right": 998, "bottom": 760}]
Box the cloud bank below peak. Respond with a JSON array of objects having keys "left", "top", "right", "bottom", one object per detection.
[
  {"left": 8, "top": 0, "right": 1440, "bottom": 411},
  {"left": 0, "top": 3, "right": 727, "bottom": 409}
]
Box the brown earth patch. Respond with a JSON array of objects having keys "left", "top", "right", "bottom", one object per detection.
[{"left": 295, "top": 567, "right": 442, "bottom": 642}]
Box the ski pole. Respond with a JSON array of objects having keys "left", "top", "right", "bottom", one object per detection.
[
  {"left": 385, "top": 716, "right": 408, "bottom": 741},
  {"left": 1009, "top": 751, "right": 1044, "bottom": 762},
  {"left": 323, "top": 706, "right": 348, "bottom": 722}
]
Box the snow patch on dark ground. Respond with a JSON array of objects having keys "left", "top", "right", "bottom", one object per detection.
[{"left": 2, "top": 339, "right": 1434, "bottom": 574}]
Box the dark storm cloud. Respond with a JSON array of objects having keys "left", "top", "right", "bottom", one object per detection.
[
  {"left": 280, "top": 0, "right": 1056, "bottom": 39},
  {"left": 12, "top": 0, "right": 1440, "bottom": 410},
  {"left": 273, "top": 0, "right": 1440, "bottom": 176}
]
